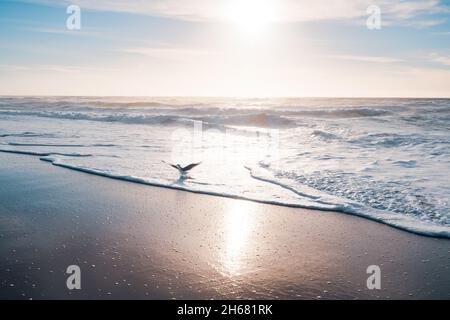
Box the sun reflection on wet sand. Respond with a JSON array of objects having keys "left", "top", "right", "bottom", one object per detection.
[{"left": 221, "top": 201, "right": 257, "bottom": 277}]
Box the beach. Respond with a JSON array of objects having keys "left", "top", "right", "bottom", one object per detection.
[
  {"left": 0, "top": 152, "right": 449, "bottom": 300},
  {"left": 2, "top": 97, "right": 450, "bottom": 238}
]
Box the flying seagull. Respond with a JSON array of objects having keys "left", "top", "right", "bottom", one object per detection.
[{"left": 162, "top": 161, "right": 202, "bottom": 176}]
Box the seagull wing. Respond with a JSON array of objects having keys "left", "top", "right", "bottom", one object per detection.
[
  {"left": 162, "top": 160, "right": 179, "bottom": 170},
  {"left": 182, "top": 162, "right": 202, "bottom": 172}
]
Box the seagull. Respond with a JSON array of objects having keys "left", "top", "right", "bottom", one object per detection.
[{"left": 162, "top": 161, "right": 202, "bottom": 176}]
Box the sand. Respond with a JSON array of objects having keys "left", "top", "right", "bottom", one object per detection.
[{"left": 0, "top": 152, "right": 449, "bottom": 300}]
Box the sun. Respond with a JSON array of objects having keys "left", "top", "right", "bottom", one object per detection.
[{"left": 225, "top": 0, "right": 279, "bottom": 34}]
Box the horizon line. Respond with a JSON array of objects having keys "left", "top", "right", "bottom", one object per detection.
[{"left": 1, "top": 94, "right": 450, "bottom": 99}]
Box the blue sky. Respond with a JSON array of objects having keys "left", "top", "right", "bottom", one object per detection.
[{"left": 1, "top": 0, "right": 450, "bottom": 97}]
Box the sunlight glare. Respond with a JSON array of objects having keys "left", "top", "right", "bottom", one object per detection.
[
  {"left": 225, "top": 0, "right": 279, "bottom": 34},
  {"left": 222, "top": 201, "right": 256, "bottom": 276}
]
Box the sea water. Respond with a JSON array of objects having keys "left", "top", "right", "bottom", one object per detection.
[{"left": 0, "top": 96, "right": 449, "bottom": 237}]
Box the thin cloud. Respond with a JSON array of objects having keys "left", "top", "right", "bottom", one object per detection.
[
  {"left": 433, "top": 31, "right": 450, "bottom": 35},
  {"left": 1, "top": 17, "right": 107, "bottom": 37},
  {"left": 121, "top": 46, "right": 220, "bottom": 62},
  {"left": 402, "top": 18, "right": 447, "bottom": 28},
  {"left": 430, "top": 52, "right": 450, "bottom": 66},
  {"left": 21, "top": 0, "right": 449, "bottom": 26},
  {"left": 324, "top": 54, "right": 403, "bottom": 64},
  {"left": 0, "top": 64, "right": 119, "bottom": 73},
  {"left": 22, "top": 26, "right": 103, "bottom": 37},
  {"left": 387, "top": 0, "right": 446, "bottom": 19}
]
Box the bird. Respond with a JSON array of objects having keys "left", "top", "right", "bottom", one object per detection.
[{"left": 162, "top": 161, "right": 202, "bottom": 176}]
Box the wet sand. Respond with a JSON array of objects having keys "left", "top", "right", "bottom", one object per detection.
[{"left": 0, "top": 152, "right": 449, "bottom": 300}]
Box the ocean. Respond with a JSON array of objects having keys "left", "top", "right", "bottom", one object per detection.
[{"left": 0, "top": 96, "right": 449, "bottom": 237}]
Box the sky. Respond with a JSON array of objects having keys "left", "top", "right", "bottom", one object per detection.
[{"left": 0, "top": 0, "right": 450, "bottom": 97}]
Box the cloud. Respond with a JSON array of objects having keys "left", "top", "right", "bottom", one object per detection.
[
  {"left": 22, "top": 26, "right": 103, "bottom": 37},
  {"left": 387, "top": 0, "right": 445, "bottom": 19},
  {"left": 22, "top": 0, "right": 448, "bottom": 26},
  {"left": 121, "top": 46, "right": 219, "bottom": 62},
  {"left": 0, "top": 64, "right": 118, "bottom": 73},
  {"left": 404, "top": 18, "right": 447, "bottom": 28},
  {"left": 430, "top": 52, "right": 450, "bottom": 66},
  {"left": 324, "top": 54, "right": 403, "bottom": 64}
]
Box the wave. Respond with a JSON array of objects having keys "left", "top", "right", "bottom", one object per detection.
[
  {"left": 0, "top": 106, "right": 394, "bottom": 130},
  {"left": 349, "top": 133, "right": 428, "bottom": 147},
  {"left": 245, "top": 166, "right": 450, "bottom": 238},
  {"left": 311, "top": 130, "right": 341, "bottom": 140},
  {"left": 0, "top": 132, "right": 55, "bottom": 138},
  {"left": 0, "top": 109, "right": 187, "bottom": 124},
  {"left": 4, "top": 142, "right": 117, "bottom": 148},
  {"left": 0, "top": 109, "right": 297, "bottom": 129},
  {"left": 1, "top": 148, "right": 449, "bottom": 239},
  {"left": 283, "top": 107, "right": 393, "bottom": 118},
  {"left": 0, "top": 149, "right": 92, "bottom": 157},
  {"left": 1, "top": 97, "right": 450, "bottom": 239},
  {"left": 393, "top": 160, "right": 417, "bottom": 168}
]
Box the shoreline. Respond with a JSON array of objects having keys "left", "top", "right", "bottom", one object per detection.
[
  {"left": 0, "top": 152, "right": 449, "bottom": 300},
  {"left": 1, "top": 149, "right": 448, "bottom": 239}
]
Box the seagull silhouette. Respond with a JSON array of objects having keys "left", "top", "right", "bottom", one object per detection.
[{"left": 162, "top": 161, "right": 202, "bottom": 176}]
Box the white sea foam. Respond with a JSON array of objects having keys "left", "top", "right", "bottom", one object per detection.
[{"left": 1, "top": 96, "right": 449, "bottom": 238}]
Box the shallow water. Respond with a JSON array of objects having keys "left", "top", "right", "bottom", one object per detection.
[{"left": 0, "top": 96, "right": 449, "bottom": 237}]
